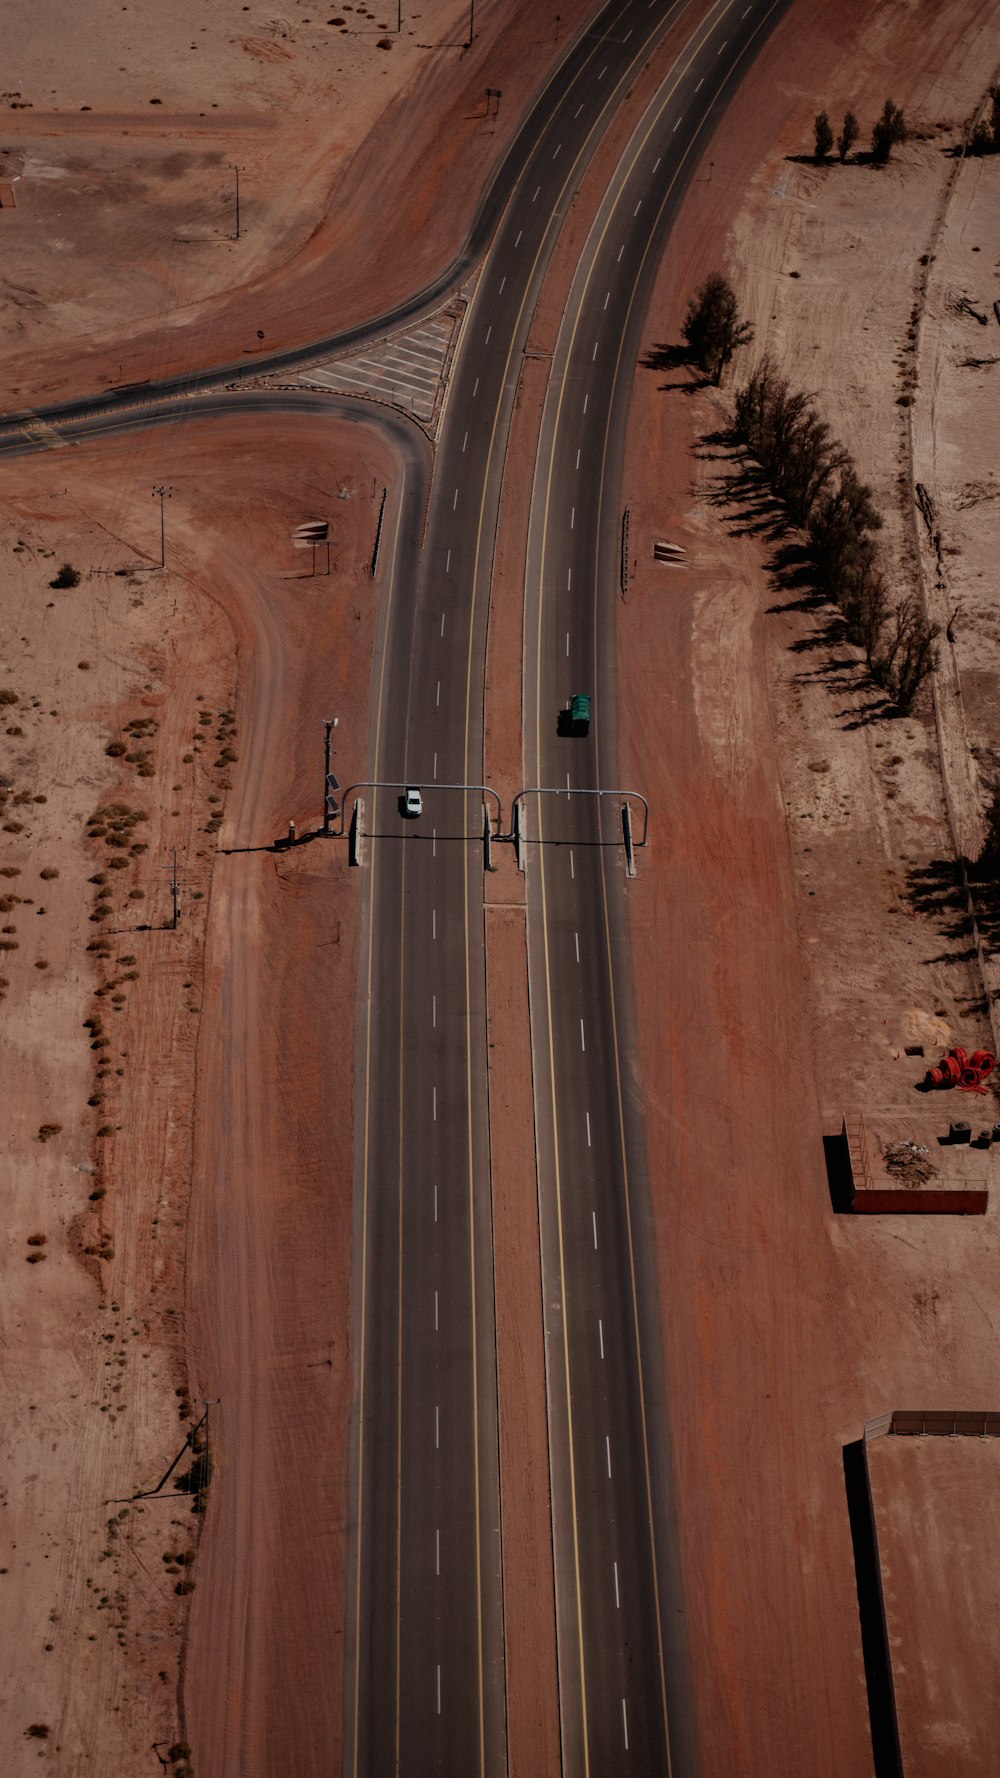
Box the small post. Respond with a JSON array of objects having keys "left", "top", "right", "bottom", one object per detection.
[
  {"left": 324, "top": 717, "right": 340, "bottom": 834},
  {"left": 466, "top": 0, "right": 474, "bottom": 46},
  {"left": 231, "top": 163, "right": 245, "bottom": 240},
  {"left": 371, "top": 486, "right": 387, "bottom": 579},
  {"left": 512, "top": 797, "right": 523, "bottom": 873},
  {"left": 152, "top": 484, "right": 173, "bottom": 569},
  {"left": 483, "top": 802, "right": 493, "bottom": 872},
  {"left": 166, "top": 848, "right": 181, "bottom": 927},
  {"left": 620, "top": 505, "right": 630, "bottom": 601}
]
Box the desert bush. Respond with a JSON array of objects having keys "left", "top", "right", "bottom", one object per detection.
[
  {"left": 105, "top": 741, "right": 127, "bottom": 758},
  {"left": 0, "top": 687, "right": 17, "bottom": 706},
  {"left": 39, "top": 867, "right": 58, "bottom": 880},
  {"left": 37, "top": 1123, "right": 62, "bottom": 1141},
  {"left": 26, "top": 1233, "right": 46, "bottom": 1245},
  {"left": 50, "top": 563, "right": 81, "bottom": 589}
]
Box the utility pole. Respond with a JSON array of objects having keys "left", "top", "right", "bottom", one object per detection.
[
  {"left": 152, "top": 484, "right": 172, "bottom": 569},
  {"left": 231, "top": 163, "right": 245, "bottom": 240},
  {"left": 323, "top": 718, "right": 340, "bottom": 835},
  {"left": 160, "top": 848, "right": 182, "bottom": 929},
  {"left": 466, "top": 0, "right": 474, "bottom": 47}
]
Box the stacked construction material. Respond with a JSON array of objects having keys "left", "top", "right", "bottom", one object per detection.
[{"left": 923, "top": 1047, "right": 996, "bottom": 1093}]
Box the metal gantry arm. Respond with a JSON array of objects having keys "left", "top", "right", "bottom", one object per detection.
[
  {"left": 337, "top": 781, "right": 503, "bottom": 837},
  {"left": 511, "top": 786, "right": 650, "bottom": 846}
]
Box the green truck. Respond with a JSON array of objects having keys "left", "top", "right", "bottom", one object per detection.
[{"left": 568, "top": 693, "right": 591, "bottom": 736}]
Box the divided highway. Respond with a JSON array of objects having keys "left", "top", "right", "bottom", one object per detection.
[
  {"left": 348, "top": 0, "right": 790, "bottom": 1771},
  {"left": 344, "top": 5, "right": 708, "bottom": 1773}
]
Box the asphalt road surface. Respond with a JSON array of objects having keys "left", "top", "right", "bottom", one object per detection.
[{"left": 522, "top": 2, "right": 789, "bottom": 1770}]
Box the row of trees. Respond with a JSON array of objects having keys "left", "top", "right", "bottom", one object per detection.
[
  {"left": 813, "top": 99, "right": 907, "bottom": 165},
  {"left": 733, "top": 356, "right": 937, "bottom": 713}
]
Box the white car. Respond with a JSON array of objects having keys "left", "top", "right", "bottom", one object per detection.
[{"left": 401, "top": 786, "right": 423, "bottom": 818}]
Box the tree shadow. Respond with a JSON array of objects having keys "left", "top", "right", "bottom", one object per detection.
[
  {"left": 699, "top": 427, "right": 902, "bottom": 729},
  {"left": 965, "top": 861, "right": 1000, "bottom": 950},
  {"left": 640, "top": 342, "right": 709, "bottom": 395},
  {"left": 904, "top": 859, "right": 976, "bottom": 950}
]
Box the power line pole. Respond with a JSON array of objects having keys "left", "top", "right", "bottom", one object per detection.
[
  {"left": 466, "top": 0, "right": 474, "bottom": 47},
  {"left": 231, "top": 163, "right": 245, "bottom": 240},
  {"left": 151, "top": 484, "right": 172, "bottom": 569},
  {"left": 160, "top": 848, "right": 182, "bottom": 929}
]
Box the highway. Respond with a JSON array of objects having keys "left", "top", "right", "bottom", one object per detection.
[
  {"left": 348, "top": 0, "right": 791, "bottom": 1771},
  {"left": 343, "top": 5, "right": 711, "bottom": 1773},
  {"left": 0, "top": 0, "right": 791, "bottom": 1769}
]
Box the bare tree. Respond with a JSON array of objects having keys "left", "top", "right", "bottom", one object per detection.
[
  {"left": 682, "top": 274, "right": 755, "bottom": 384},
  {"left": 814, "top": 112, "right": 834, "bottom": 161},
  {"left": 837, "top": 109, "right": 859, "bottom": 161},
  {"left": 871, "top": 99, "right": 907, "bottom": 165}
]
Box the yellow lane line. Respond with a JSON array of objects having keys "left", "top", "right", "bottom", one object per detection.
[
  {"left": 351, "top": 483, "right": 406, "bottom": 1778},
  {"left": 530, "top": 0, "right": 756, "bottom": 1766}
]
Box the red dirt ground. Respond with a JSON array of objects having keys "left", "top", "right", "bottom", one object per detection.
[
  {"left": 1, "top": 0, "right": 606, "bottom": 408},
  {"left": 618, "top": 1, "right": 1000, "bottom": 1772},
  {"left": 0, "top": 412, "right": 398, "bottom": 1776}
]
